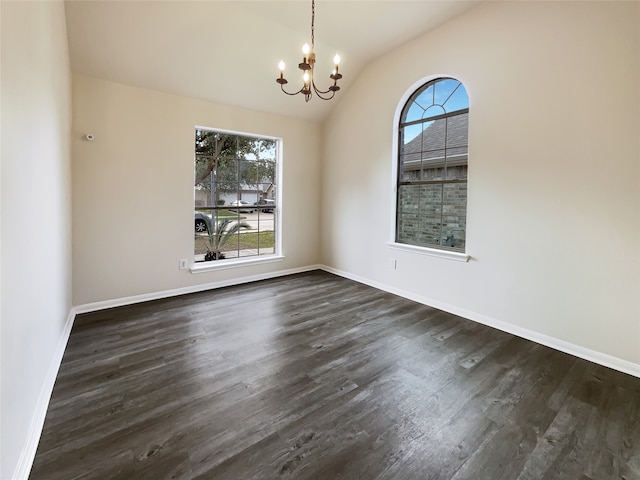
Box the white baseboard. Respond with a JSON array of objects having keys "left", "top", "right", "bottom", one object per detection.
[
  {"left": 74, "top": 264, "right": 323, "bottom": 314},
  {"left": 13, "top": 308, "right": 76, "bottom": 480},
  {"left": 319, "top": 265, "right": 640, "bottom": 379}
]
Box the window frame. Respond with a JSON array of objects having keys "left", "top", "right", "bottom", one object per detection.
[
  {"left": 389, "top": 76, "right": 470, "bottom": 263},
  {"left": 191, "top": 126, "right": 284, "bottom": 273}
]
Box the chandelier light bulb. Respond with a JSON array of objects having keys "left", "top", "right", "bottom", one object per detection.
[
  {"left": 302, "top": 43, "right": 311, "bottom": 56},
  {"left": 278, "top": 61, "right": 285, "bottom": 72},
  {"left": 333, "top": 54, "right": 341, "bottom": 66},
  {"left": 303, "top": 72, "right": 310, "bottom": 83}
]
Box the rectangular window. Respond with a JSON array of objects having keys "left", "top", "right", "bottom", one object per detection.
[{"left": 194, "top": 128, "right": 279, "bottom": 264}]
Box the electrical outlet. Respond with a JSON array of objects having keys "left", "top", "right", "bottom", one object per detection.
[{"left": 179, "top": 259, "right": 188, "bottom": 270}]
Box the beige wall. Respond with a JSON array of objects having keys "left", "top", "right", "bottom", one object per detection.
[
  {"left": 1, "top": 1, "right": 73, "bottom": 478},
  {"left": 72, "top": 75, "right": 322, "bottom": 305},
  {"left": 321, "top": 1, "right": 640, "bottom": 365}
]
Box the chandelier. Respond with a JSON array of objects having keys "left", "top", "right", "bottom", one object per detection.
[{"left": 276, "top": 0, "right": 342, "bottom": 102}]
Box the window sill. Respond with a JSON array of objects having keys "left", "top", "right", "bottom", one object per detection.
[
  {"left": 387, "top": 242, "right": 470, "bottom": 262},
  {"left": 190, "top": 254, "right": 285, "bottom": 274}
]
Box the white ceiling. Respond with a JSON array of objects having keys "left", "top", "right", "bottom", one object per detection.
[{"left": 65, "top": 1, "right": 479, "bottom": 123}]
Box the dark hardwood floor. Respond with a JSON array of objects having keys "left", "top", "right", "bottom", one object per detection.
[{"left": 30, "top": 270, "right": 640, "bottom": 480}]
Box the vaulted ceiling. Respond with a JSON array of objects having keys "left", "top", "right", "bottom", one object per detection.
[{"left": 65, "top": 1, "right": 479, "bottom": 123}]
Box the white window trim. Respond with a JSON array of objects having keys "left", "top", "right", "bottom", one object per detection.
[
  {"left": 390, "top": 74, "right": 471, "bottom": 260},
  {"left": 193, "top": 126, "right": 283, "bottom": 270},
  {"left": 387, "top": 242, "right": 469, "bottom": 262},
  {"left": 190, "top": 254, "right": 285, "bottom": 274}
]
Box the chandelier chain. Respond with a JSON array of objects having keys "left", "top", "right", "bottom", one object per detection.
[{"left": 311, "top": 0, "right": 315, "bottom": 50}]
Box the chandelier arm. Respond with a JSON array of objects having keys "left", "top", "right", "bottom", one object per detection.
[
  {"left": 312, "top": 88, "right": 336, "bottom": 101},
  {"left": 311, "top": 81, "right": 335, "bottom": 96},
  {"left": 280, "top": 84, "right": 305, "bottom": 96}
]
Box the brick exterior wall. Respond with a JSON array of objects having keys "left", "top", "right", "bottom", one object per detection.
[{"left": 397, "top": 166, "right": 467, "bottom": 250}]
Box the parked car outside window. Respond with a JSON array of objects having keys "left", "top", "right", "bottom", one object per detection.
[
  {"left": 254, "top": 199, "right": 275, "bottom": 213},
  {"left": 229, "top": 200, "right": 256, "bottom": 213},
  {"left": 195, "top": 212, "right": 210, "bottom": 233}
]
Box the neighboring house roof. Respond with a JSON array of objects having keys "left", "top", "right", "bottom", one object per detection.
[{"left": 401, "top": 112, "right": 468, "bottom": 170}]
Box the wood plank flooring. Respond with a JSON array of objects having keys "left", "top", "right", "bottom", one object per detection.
[{"left": 29, "top": 270, "right": 640, "bottom": 479}]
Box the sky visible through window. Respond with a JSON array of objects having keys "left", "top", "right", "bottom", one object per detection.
[{"left": 402, "top": 79, "right": 468, "bottom": 143}]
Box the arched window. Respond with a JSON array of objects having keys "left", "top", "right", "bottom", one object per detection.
[{"left": 396, "top": 77, "right": 469, "bottom": 252}]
